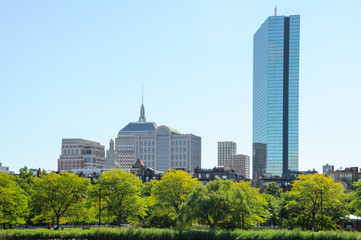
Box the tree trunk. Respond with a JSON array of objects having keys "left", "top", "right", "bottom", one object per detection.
[
  {"left": 118, "top": 215, "right": 122, "bottom": 227},
  {"left": 56, "top": 216, "right": 60, "bottom": 229},
  {"left": 210, "top": 220, "right": 218, "bottom": 230},
  {"left": 242, "top": 214, "right": 245, "bottom": 229},
  {"left": 311, "top": 213, "right": 316, "bottom": 231}
]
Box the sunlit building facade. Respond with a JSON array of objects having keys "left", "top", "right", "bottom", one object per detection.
[
  {"left": 253, "top": 14, "right": 300, "bottom": 178},
  {"left": 218, "top": 141, "right": 250, "bottom": 179},
  {"left": 218, "top": 141, "right": 237, "bottom": 168},
  {"left": 115, "top": 102, "right": 201, "bottom": 173},
  {"left": 58, "top": 138, "right": 105, "bottom": 171}
]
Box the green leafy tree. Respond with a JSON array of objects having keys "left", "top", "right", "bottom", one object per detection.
[
  {"left": 286, "top": 173, "right": 346, "bottom": 230},
  {"left": 278, "top": 192, "right": 295, "bottom": 228},
  {"left": 346, "top": 191, "right": 357, "bottom": 215},
  {"left": 0, "top": 172, "right": 28, "bottom": 227},
  {"left": 230, "top": 181, "right": 268, "bottom": 229},
  {"left": 148, "top": 169, "right": 199, "bottom": 228},
  {"left": 263, "top": 194, "right": 282, "bottom": 227},
  {"left": 263, "top": 182, "right": 283, "bottom": 227},
  {"left": 178, "top": 179, "right": 246, "bottom": 230},
  {"left": 14, "top": 166, "right": 34, "bottom": 195},
  {"left": 14, "top": 166, "right": 35, "bottom": 225},
  {"left": 264, "top": 182, "right": 282, "bottom": 198},
  {"left": 92, "top": 168, "right": 146, "bottom": 226},
  {"left": 31, "top": 172, "right": 90, "bottom": 226},
  {"left": 348, "top": 180, "right": 361, "bottom": 217}
]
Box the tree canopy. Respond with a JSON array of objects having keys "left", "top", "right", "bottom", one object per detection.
[
  {"left": 148, "top": 170, "right": 199, "bottom": 228},
  {"left": 31, "top": 172, "right": 90, "bottom": 226},
  {"left": 264, "top": 182, "right": 282, "bottom": 198},
  {"left": 14, "top": 166, "right": 34, "bottom": 195},
  {"left": 0, "top": 172, "right": 28, "bottom": 227},
  {"left": 93, "top": 168, "right": 146, "bottom": 225},
  {"left": 228, "top": 181, "right": 268, "bottom": 229},
  {"left": 178, "top": 179, "right": 246, "bottom": 229},
  {"left": 286, "top": 173, "right": 346, "bottom": 230}
]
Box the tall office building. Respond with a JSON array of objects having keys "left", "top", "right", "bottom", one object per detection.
[
  {"left": 253, "top": 12, "right": 300, "bottom": 178},
  {"left": 233, "top": 154, "right": 250, "bottom": 179},
  {"left": 218, "top": 141, "right": 237, "bottom": 168},
  {"left": 218, "top": 141, "right": 250, "bottom": 179},
  {"left": 58, "top": 138, "right": 105, "bottom": 171},
  {"left": 115, "top": 102, "right": 201, "bottom": 173}
]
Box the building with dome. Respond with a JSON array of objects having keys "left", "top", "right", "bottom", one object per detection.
[{"left": 114, "top": 102, "right": 201, "bottom": 173}]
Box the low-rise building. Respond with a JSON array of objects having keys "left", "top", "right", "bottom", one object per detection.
[
  {"left": 323, "top": 164, "right": 334, "bottom": 175},
  {"left": 330, "top": 167, "right": 359, "bottom": 193},
  {"left": 130, "top": 158, "right": 163, "bottom": 182},
  {"left": 193, "top": 167, "right": 245, "bottom": 184},
  {"left": 0, "top": 162, "right": 10, "bottom": 173},
  {"left": 252, "top": 169, "right": 318, "bottom": 190}
]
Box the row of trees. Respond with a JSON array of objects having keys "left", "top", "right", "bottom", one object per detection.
[{"left": 1, "top": 167, "right": 360, "bottom": 230}]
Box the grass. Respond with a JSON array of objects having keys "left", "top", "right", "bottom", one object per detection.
[{"left": 1, "top": 228, "right": 361, "bottom": 240}]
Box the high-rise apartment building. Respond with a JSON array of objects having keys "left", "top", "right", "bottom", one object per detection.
[
  {"left": 233, "top": 154, "right": 250, "bottom": 179},
  {"left": 253, "top": 12, "right": 300, "bottom": 178},
  {"left": 218, "top": 141, "right": 236, "bottom": 168},
  {"left": 115, "top": 102, "right": 201, "bottom": 173},
  {"left": 218, "top": 141, "right": 250, "bottom": 179},
  {"left": 58, "top": 138, "right": 105, "bottom": 171}
]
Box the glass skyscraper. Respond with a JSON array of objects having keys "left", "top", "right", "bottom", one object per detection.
[{"left": 253, "top": 14, "right": 300, "bottom": 179}]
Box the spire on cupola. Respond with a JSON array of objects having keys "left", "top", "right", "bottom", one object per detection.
[
  {"left": 138, "top": 85, "right": 146, "bottom": 122},
  {"left": 109, "top": 139, "right": 114, "bottom": 150}
]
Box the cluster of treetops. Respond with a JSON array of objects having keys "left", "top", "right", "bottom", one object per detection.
[{"left": 1, "top": 166, "right": 361, "bottom": 231}]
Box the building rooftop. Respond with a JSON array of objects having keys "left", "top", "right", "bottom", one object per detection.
[{"left": 119, "top": 122, "right": 158, "bottom": 133}]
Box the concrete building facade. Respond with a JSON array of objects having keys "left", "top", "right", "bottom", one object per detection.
[
  {"left": 58, "top": 138, "right": 105, "bottom": 171},
  {"left": 115, "top": 103, "right": 201, "bottom": 173},
  {"left": 323, "top": 163, "right": 334, "bottom": 175},
  {"left": 330, "top": 167, "right": 359, "bottom": 193},
  {"left": 104, "top": 139, "right": 118, "bottom": 169},
  {"left": 217, "top": 141, "right": 250, "bottom": 179}
]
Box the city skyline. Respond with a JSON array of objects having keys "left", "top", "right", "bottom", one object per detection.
[{"left": 1, "top": 1, "right": 360, "bottom": 173}]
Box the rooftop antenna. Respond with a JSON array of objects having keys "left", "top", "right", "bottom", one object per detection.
[
  {"left": 274, "top": 6, "right": 277, "bottom": 16},
  {"left": 142, "top": 84, "right": 144, "bottom": 105}
]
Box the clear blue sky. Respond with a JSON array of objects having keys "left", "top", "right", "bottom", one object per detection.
[{"left": 1, "top": 0, "right": 360, "bottom": 173}]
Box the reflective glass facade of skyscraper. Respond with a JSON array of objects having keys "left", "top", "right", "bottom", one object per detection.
[{"left": 253, "top": 15, "right": 299, "bottom": 179}]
